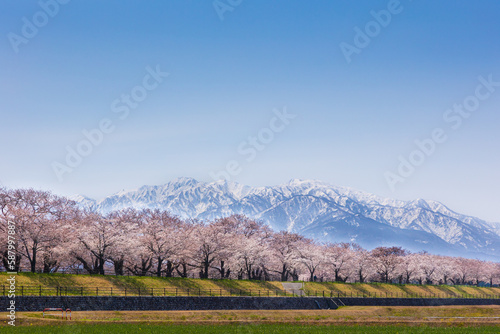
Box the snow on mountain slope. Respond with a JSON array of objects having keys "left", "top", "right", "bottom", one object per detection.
[{"left": 76, "top": 177, "right": 500, "bottom": 261}]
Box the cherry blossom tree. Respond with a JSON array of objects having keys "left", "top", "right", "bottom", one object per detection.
[
  {"left": 0, "top": 188, "right": 77, "bottom": 272},
  {"left": 350, "top": 244, "right": 373, "bottom": 283},
  {"left": 268, "top": 231, "right": 304, "bottom": 281},
  {"left": 107, "top": 209, "right": 142, "bottom": 275},
  {"left": 208, "top": 216, "right": 244, "bottom": 279},
  {"left": 0, "top": 188, "right": 22, "bottom": 271},
  {"left": 452, "top": 257, "right": 475, "bottom": 285},
  {"left": 138, "top": 209, "right": 189, "bottom": 277},
  {"left": 2, "top": 186, "right": 500, "bottom": 285},
  {"left": 413, "top": 252, "right": 440, "bottom": 285},
  {"left": 297, "top": 240, "right": 324, "bottom": 282},
  {"left": 469, "top": 259, "right": 487, "bottom": 286},
  {"left": 397, "top": 252, "right": 419, "bottom": 284},
  {"left": 70, "top": 210, "right": 126, "bottom": 275},
  {"left": 325, "top": 242, "right": 355, "bottom": 282},
  {"left": 434, "top": 255, "right": 455, "bottom": 285},
  {"left": 371, "top": 246, "right": 407, "bottom": 283},
  {"left": 483, "top": 261, "right": 500, "bottom": 286},
  {"left": 188, "top": 220, "right": 226, "bottom": 279},
  {"left": 222, "top": 216, "right": 272, "bottom": 280}
]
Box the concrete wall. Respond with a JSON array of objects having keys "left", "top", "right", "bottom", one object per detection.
[
  {"left": 1, "top": 296, "right": 498, "bottom": 312},
  {"left": 336, "top": 297, "right": 500, "bottom": 307},
  {"left": 1, "top": 296, "right": 333, "bottom": 312}
]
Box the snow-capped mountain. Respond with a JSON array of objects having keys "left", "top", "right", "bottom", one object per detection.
[{"left": 75, "top": 177, "right": 500, "bottom": 261}]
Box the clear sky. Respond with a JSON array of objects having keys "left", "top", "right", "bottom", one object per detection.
[{"left": 1, "top": 0, "right": 499, "bottom": 222}]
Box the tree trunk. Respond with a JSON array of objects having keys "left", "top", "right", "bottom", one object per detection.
[
  {"left": 219, "top": 260, "right": 225, "bottom": 279},
  {"left": 245, "top": 261, "right": 252, "bottom": 280},
  {"left": 76, "top": 256, "right": 99, "bottom": 275},
  {"left": 156, "top": 257, "right": 164, "bottom": 277},
  {"left": 309, "top": 269, "right": 315, "bottom": 282},
  {"left": 165, "top": 260, "right": 177, "bottom": 277},
  {"left": 175, "top": 261, "right": 188, "bottom": 278},
  {"left": 335, "top": 269, "right": 344, "bottom": 282},
  {"left": 30, "top": 248, "right": 37, "bottom": 273},
  {"left": 98, "top": 256, "right": 105, "bottom": 275},
  {"left": 112, "top": 258, "right": 124, "bottom": 275},
  {"left": 358, "top": 269, "right": 365, "bottom": 283},
  {"left": 42, "top": 255, "right": 58, "bottom": 273},
  {"left": 3, "top": 251, "right": 22, "bottom": 272}
]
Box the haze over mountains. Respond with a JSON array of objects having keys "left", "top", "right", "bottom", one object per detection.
[{"left": 73, "top": 177, "right": 500, "bottom": 261}]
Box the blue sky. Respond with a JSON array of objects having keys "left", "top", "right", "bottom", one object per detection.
[{"left": 1, "top": 0, "right": 499, "bottom": 222}]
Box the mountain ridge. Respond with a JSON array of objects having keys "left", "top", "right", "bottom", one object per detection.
[{"left": 73, "top": 177, "right": 500, "bottom": 261}]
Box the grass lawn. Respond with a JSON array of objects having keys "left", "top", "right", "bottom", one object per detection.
[
  {"left": 2, "top": 306, "right": 499, "bottom": 329},
  {"left": 303, "top": 281, "right": 500, "bottom": 298},
  {"left": 0, "top": 323, "right": 499, "bottom": 334},
  {"left": 1, "top": 272, "right": 499, "bottom": 298}
]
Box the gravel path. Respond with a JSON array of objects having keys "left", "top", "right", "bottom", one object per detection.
[{"left": 282, "top": 282, "right": 305, "bottom": 296}]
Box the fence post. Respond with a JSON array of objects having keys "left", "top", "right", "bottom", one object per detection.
[
  {"left": 220, "top": 289, "right": 222, "bottom": 297},
  {"left": 39, "top": 286, "right": 42, "bottom": 296},
  {"left": 96, "top": 287, "right": 98, "bottom": 296},
  {"left": 151, "top": 288, "right": 153, "bottom": 296},
  {"left": 111, "top": 287, "right": 113, "bottom": 296},
  {"left": 138, "top": 287, "right": 141, "bottom": 296}
]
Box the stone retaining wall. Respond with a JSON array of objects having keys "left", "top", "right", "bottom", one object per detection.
[
  {"left": 1, "top": 296, "right": 498, "bottom": 312},
  {"left": 1, "top": 296, "right": 332, "bottom": 311},
  {"left": 337, "top": 297, "right": 500, "bottom": 307}
]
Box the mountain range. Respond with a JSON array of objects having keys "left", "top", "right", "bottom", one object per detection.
[{"left": 72, "top": 177, "right": 500, "bottom": 261}]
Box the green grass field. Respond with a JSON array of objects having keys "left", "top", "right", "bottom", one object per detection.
[
  {"left": 5, "top": 306, "right": 500, "bottom": 327},
  {"left": 3, "top": 306, "right": 500, "bottom": 332},
  {"left": 1, "top": 324, "right": 499, "bottom": 334},
  {"left": 1, "top": 272, "right": 499, "bottom": 298}
]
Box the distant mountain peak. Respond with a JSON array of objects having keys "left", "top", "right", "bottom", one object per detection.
[
  {"left": 171, "top": 176, "right": 198, "bottom": 183},
  {"left": 74, "top": 177, "right": 500, "bottom": 261}
]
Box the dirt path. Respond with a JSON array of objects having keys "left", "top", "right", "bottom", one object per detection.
[{"left": 282, "top": 282, "right": 305, "bottom": 296}]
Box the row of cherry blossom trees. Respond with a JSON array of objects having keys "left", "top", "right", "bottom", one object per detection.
[{"left": 1, "top": 188, "right": 499, "bottom": 285}]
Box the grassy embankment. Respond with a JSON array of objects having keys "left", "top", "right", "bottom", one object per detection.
[{"left": 0, "top": 272, "right": 499, "bottom": 298}]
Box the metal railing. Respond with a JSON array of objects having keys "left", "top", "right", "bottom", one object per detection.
[{"left": 2, "top": 285, "right": 499, "bottom": 299}]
